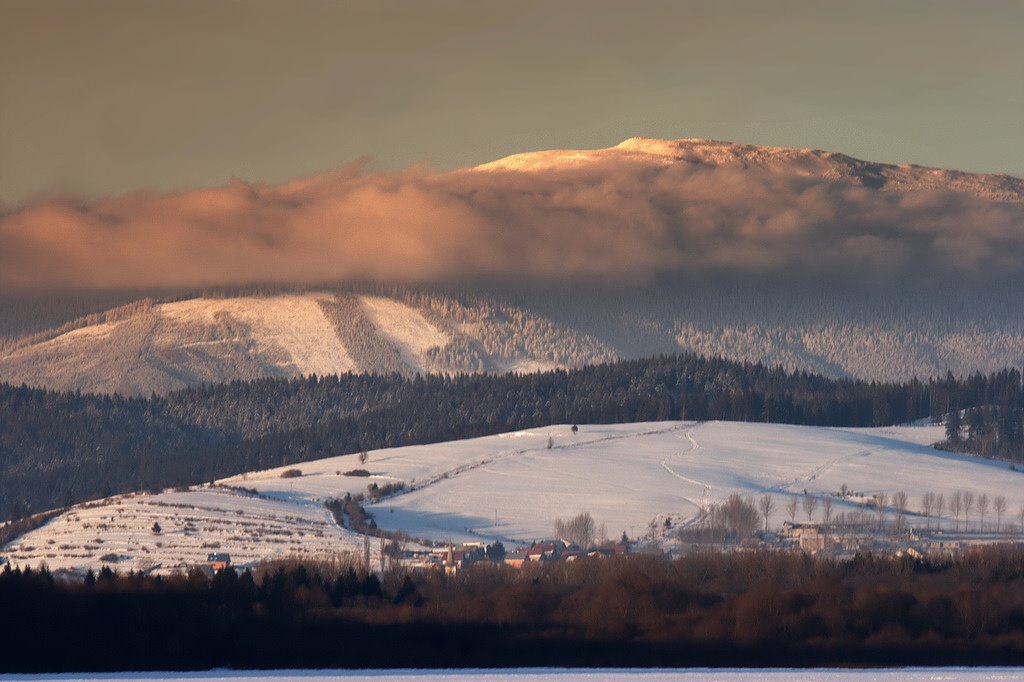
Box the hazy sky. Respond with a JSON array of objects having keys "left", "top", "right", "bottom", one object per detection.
[{"left": 1, "top": 0, "right": 1023, "bottom": 206}]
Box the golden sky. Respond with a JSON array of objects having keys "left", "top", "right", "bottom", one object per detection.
[{"left": 1, "top": 0, "right": 1023, "bottom": 206}]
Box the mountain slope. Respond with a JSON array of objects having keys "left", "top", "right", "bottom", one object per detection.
[
  {"left": 5, "top": 281, "right": 1024, "bottom": 393},
  {"left": 0, "top": 290, "right": 616, "bottom": 395}
]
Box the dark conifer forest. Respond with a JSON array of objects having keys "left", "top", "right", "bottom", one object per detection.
[
  {"left": 2, "top": 354, "right": 1023, "bottom": 521},
  {"left": 4, "top": 548, "right": 1024, "bottom": 671}
]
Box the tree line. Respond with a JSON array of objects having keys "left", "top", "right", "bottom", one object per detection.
[
  {"left": 5, "top": 548, "right": 1024, "bottom": 671},
  {"left": 3, "top": 354, "right": 1024, "bottom": 521}
]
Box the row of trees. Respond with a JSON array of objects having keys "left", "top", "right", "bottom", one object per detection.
[
  {"left": 7, "top": 548, "right": 1024, "bottom": 670},
  {"left": 750, "top": 489, "right": 1023, "bottom": 537},
  {"left": 946, "top": 401, "right": 1024, "bottom": 460}
]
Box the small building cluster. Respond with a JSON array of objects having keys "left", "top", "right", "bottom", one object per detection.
[
  {"left": 403, "top": 539, "right": 634, "bottom": 574},
  {"left": 777, "top": 522, "right": 1024, "bottom": 559}
]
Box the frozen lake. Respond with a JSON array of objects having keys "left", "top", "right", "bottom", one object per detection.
[{"left": 3, "top": 669, "right": 1023, "bottom": 681}]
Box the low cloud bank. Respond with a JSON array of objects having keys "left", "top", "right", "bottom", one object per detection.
[{"left": 3, "top": 148, "right": 1023, "bottom": 292}]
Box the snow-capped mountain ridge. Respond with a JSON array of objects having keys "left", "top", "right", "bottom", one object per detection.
[
  {"left": 478, "top": 136, "right": 1024, "bottom": 201},
  {"left": 5, "top": 137, "right": 1024, "bottom": 393}
]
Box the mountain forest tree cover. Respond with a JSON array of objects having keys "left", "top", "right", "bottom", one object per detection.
[
  {"left": 5, "top": 548, "right": 1024, "bottom": 671},
  {"left": 2, "top": 355, "right": 1024, "bottom": 521}
]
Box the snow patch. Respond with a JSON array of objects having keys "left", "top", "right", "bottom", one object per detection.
[
  {"left": 358, "top": 295, "right": 449, "bottom": 371},
  {"left": 159, "top": 294, "right": 356, "bottom": 376}
]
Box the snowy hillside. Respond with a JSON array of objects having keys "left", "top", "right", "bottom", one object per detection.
[
  {"left": 0, "top": 290, "right": 614, "bottom": 395},
  {"left": 9, "top": 419, "right": 1024, "bottom": 574},
  {"left": 6, "top": 283, "right": 1024, "bottom": 395}
]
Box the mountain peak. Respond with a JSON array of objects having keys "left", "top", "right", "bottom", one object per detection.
[
  {"left": 614, "top": 136, "right": 693, "bottom": 154},
  {"left": 474, "top": 136, "right": 833, "bottom": 173},
  {"left": 472, "top": 136, "right": 1024, "bottom": 201}
]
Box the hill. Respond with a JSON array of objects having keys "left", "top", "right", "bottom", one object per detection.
[
  {"left": 14, "top": 419, "right": 1024, "bottom": 576},
  {"left": 0, "top": 289, "right": 614, "bottom": 395},
  {"left": 4, "top": 352, "right": 1021, "bottom": 524}
]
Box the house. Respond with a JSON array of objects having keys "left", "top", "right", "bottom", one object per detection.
[
  {"left": 526, "top": 542, "right": 559, "bottom": 561},
  {"left": 783, "top": 522, "right": 828, "bottom": 553},
  {"left": 406, "top": 554, "right": 443, "bottom": 573},
  {"left": 504, "top": 549, "right": 529, "bottom": 569},
  {"left": 206, "top": 552, "right": 231, "bottom": 572}
]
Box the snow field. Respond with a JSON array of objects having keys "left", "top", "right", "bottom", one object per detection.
[
  {"left": 206, "top": 420, "right": 997, "bottom": 549},
  {"left": 159, "top": 294, "right": 357, "bottom": 376},
  {"left": 357, "top": 294, "right": 449, "bottom": 372}
]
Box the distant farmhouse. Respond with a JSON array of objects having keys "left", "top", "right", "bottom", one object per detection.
[{"left": 206, "top": 552, "right": 231, "bottom": 572}]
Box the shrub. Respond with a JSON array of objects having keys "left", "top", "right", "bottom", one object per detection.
[
  {"left": 366, "top": 481, "right": 405, "bottom": 502},
  {"left": 344, "top": 469, "right": 371, "bottom": 477},
  {"left": 280, "top": 469, "right": 303, "bottom": 479}
]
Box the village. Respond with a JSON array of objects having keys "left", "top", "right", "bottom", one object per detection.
[{"left": 38, "top": 520, "right": 1021, "bottom": 579}]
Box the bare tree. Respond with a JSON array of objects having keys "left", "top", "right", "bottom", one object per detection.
[
  {"left": 994, "top": 495, "right": 1007, "bottom": 533},
  {"left": 892, "top": 491, "right": 908, "bottom": 529},
  {"left": 822, "top": 495, "right": 834, "bottom": 525},
  {"left": 802, "top": 493, "right": 818, "bottom": 522},
  {"left": 358, "top": 449, "right": 368, "bottom": 465},
  {"left": 921, "top": 492, "right": 935, "bottom": 530},
  {"left": 1018, "top": 504, "right": 1024, "bottom": 535},
  {"left": 554, "top": 511, "right": 596, "bottom": 548},
  {"left": 758, "top": 494, "right": 775, "bottom": 533},
  {"left": 840, "top": 483, "right": 849, "bottom": 498},
  {"left": 786, "top": 496, "right": 799, "bottom": 524},
  {"left": 873, "top": 492, "right": 889, "bottom": 531},
  {"left": 950, "top": 490, "right": 963, "bottom": 532},
  {"left": 977, "top": 493, "right": 989, "bottom": 533},
  {"left": 935, "top": 493, "right": 945, "bottom": 531},
  {"left": 963, "top": 491, "right": 975, "bottom": 532},
  {"left": 724, "top": 495, "right": 760, "bottom": 539}
]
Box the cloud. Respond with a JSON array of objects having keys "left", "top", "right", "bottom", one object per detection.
[{"left": 2, "top": 145, "right": 1023, "bottom": 293}]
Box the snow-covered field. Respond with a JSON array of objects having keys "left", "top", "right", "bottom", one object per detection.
[
  {"left": 7, "top": 419, "right": 1024, "bottom": 574},
  {"left": 3, "top": 667, "right": 1023, "bottom": 681},
  {"left": 359, "top": 421, "right": 1018, "bottom": 546}
]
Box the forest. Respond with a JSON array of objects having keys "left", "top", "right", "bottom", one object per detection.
[
  {"left": 4, "top": 548, "right": 1024, "bottom": 671},
  {"left": 2, "top": 353, "right": 1023, "bottom": 522}
]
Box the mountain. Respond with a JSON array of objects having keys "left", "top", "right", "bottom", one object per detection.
[
  {"left": 4, "top": 137, "right": 1024, "bottom": 393},
  {"left": 4, "top": 281, "right": 1024, "bottom": 394},
  {"left": 478, "top": 136, "right": 1024, "bottom": 203}
]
